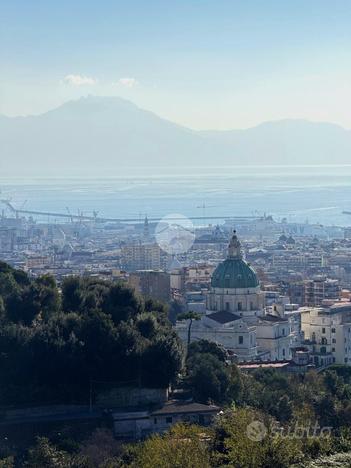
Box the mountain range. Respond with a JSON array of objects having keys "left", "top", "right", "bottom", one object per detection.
[{"left": 1, "top": 96, "right": 351, "bottom": 177}]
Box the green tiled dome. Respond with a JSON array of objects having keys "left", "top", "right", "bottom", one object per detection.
[
  {"left": 211, "top": 257, "right": 259, "bottom": 289},
  {"left": 211, "top": 230, "right": 259, "bottom": 289}
]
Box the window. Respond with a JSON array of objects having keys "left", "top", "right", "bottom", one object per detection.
[
  {"left": 238, "top": 302, "right": 242, "bottom": 311},
  {"left": 322, "top": 328, "right": 326, "bottom": 334},
  {"left": 282, "top": 328, "right": 285, "bottom": 336},
  {"left": 225, "top": 302, "right": 230, "bottom": 311},
  {"left": 332, "top": 338, "right": 336, "bottom": 344},
  {"left": 154, "top": 418, "right": 157, "bottom": 424},
  {"left": 345, "top": 358, "right": 348, "bottom": 363},
  {"left": 166, "top": 417, "right": 173, "bottom": 424},
  {"left": 332, "top": 347, "right": 335, "bottom": 352},
  {"left": 282, "top": 348, "right": 285, "bottom": 357},
  {"left": 239, "top": 335, "right": 244, "bottom": 345},
  {"left": 250, "top": 301, "right": 254, "bottom": 310},
  {"left": 332, "top": 328, "right": 336, "bottom": 333}
]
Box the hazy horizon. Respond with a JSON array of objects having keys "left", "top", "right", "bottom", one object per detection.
[
  {"left": 2, "top": 1, "right": 351, "bottom": 130},
  {"left": 2, "top": 95, "right": 351, "bottom": 133}
]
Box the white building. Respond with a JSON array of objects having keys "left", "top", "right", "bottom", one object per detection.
[
  {"left": 301, "top": 303, "right": 351, "bottom": 367},
  {"left": 256, "top": 314, "right": 293, "bottom": 360},
  {"left": 176, "top": 231, "right": 301, "bottom": 362},
  {"left": 206, "top": 231, "right": 264, "bottom": 324},
  {"left": 176, "top": 310, "right": 257, "bottom": 361}
]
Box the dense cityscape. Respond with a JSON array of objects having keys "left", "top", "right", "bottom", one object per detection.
[
  {"left": 3, "top": 1, "right": 351, "bottom": 466},
  {"left": 3, "top": 205, "right": 351, "bottom": 367},
  {"left": 2, "top": 200, "right": 351, "bottom": 466}
]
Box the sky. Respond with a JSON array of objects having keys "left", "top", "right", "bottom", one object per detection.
[{"left": 1, "top": 0, "right": 351, "bottom": 130}]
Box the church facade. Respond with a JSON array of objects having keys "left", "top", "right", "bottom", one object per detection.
[
  {"left": 176, "top": 231, "right": 297, "bottom": 362},
  {"left": 206, "top": 231, "right": 264, "bottom": 323}
]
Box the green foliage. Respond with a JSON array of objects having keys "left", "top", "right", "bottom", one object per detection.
[
  {"left": 101, "top": 283, "right": 142, "bottom": 324},
  {"left": 0, "top": 458, "right": 14, "bottom": 468},
  {"left": 186, "top": 353, "right": 231, "bottom": 403},
  {"left": 25, "top": 437, "right": 72, "bottom": 467},
  {"left": 168, "top": 299, "right": 183, "bottom": 325},
  {"left": 124, "top": 424, "right": 211, "bottom": 468},
  {"left": 185, "top": 340, "right": 242, "bottom": 404},
  {"left": 188, "top": 339, "right": 227, "bottom": 362},
  {"left": 61, "top": 276, "right": 83, "bottom": 312},
  {"left": 0, "top": 264, "right": 183, "bottom": 405},
  {"left": 212, "top": 408, "right": 303, "bottom": 468},
  {"left": 4, "top": 262, "right": 351, "bottom": 466},
  {"left": 78, "top": 429, "right": 122, "bottom": 467},
  {"left": 177, "top": 311, "right": 201, "bottom": 346},
  {"left": 326, "top": 364, "right": 351, "bottom": 383}
]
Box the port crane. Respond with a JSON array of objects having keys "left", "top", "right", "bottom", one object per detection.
[{"left": 0, "top": 199, "right": 260, "bottom": 224}]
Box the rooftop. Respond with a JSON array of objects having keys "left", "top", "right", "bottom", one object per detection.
[
  {"left": 206, "top": 311, "right": 242, "bottom": 324},
  {"left": 151, "top": 400, "right": 220, "bottom": 416},
  {"left": 259, "top": 313, "right": 288, "bottom": 323}
]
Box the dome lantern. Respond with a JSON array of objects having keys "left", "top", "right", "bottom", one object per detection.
[
  {"left": 211, "top": 230, "right": 259, "bottom": 289},
  {"left": 228, "top": 230, "right": 242, "bottom": 259}
]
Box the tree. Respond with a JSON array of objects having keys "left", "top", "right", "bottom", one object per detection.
[
  {"left": 324, "top": 370, "right": 345, "bottom": 397},
  {"left": 0, "top": 296, "right": 5, "bottom": 321},
  {"left": 177, "top": 311, "right": 201, "bottom": 347},
  {"left": 168, "top": 300, "right": 183, "bottom": 325},
  {"left": 0, "top": 264, "right": 184, "bottom": 404},
  {"left": 6, "top": 286, "right": 41, "bottom": 325},
  {"left": 141, "top": 333, "right": 184, "bottom": 388},
  {"left": 101, "top": 283, "right": 142, "bottom": 324},
  {"left": 186, "top": 353, "right": 241, "bottom": 404},
  {"left": 315, "top": 394, "right": 338, "bottom": 427},
  {"left": 212, "top": 408, "right": 303, "bottom": 468},
  {"left": 188, "top": 339, "right": 227, "bottom": 363},
  {"left": 79, "top": 429, "right": 121, "bottom": 467},
  {"left": 125, "top": 424, "right": 211, "bottom": 468},
  {"left": 25, "top": 437, "right": 72, "bottom": 467},
  {"left": 275, "top": 395, "right": 293, "bottom": 423},
  {"left": 61, "top": 276, "right": 82, "bottom": 312},
  {"left": 0, "top": 458, "right": 14, "bottom": 468}
]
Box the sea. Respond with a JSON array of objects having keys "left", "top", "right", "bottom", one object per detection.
[{"left": 1, "top": 165, "right": 351, "bottom": 227}]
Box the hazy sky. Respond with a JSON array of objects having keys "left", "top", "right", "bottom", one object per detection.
[{"left": 1, "top": 0, "right": 351, "bottom": 129}]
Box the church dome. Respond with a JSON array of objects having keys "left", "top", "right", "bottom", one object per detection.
[{"left": 211, "top": 231, "right": 259, "bottom": 289}]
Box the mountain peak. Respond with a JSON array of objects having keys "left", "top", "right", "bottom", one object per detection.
[{"left": 1, "top": 98, "right": 351, "bottom": 177}]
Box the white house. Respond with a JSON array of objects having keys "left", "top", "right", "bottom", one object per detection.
[
  {"left": 256, "top": 314, "right": 294, "bottom": 360},
  {"left": 301, "top": 303, "right": 351, "bottom": 367}
]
